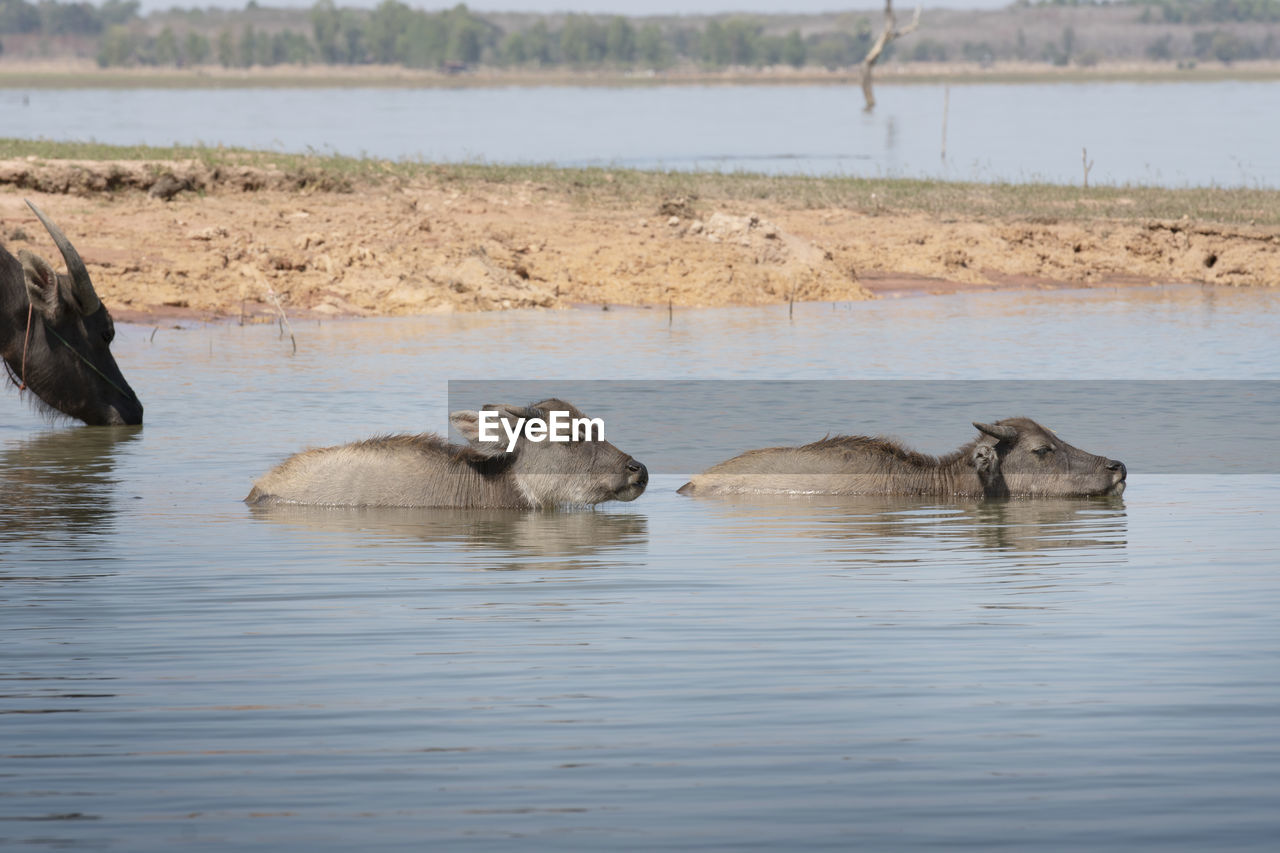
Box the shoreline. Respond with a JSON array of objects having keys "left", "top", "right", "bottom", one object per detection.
[
  {"left": 107, "top": 278, "right": 1206, "bottom": 328},
  {"left": 2, "top": 147, "right": 1277, "bottom": 323},
  {"left": 4, "top": 60, "right": 1280, "bottom": 90}
]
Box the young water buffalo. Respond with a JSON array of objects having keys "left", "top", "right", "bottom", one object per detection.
[
  {"left": 246, "top": 398, "right": 649, "bottom": 508},
  {"left": 1, "top": 201, "right": 143, "bottom": 425},
  {"left": 678, "top": 418, "right": 1126, "bottom": 498}
]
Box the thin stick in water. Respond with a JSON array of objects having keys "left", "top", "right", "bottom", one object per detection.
[
  {"left": 941, "top": 85, "right": 950, "bottom": 161},
  {"left": 263, "top": 283, "right": 297, "bottom": 354}
]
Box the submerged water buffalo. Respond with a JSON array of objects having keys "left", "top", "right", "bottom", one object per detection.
[
  {"left": 246, "top": 398, "right": 649, "bottom": 508},
  {"left": 1, "top": 201, "right": 143, "bottom": 425},
  {"left": 678, "top": 417, "right": 1126, "bottom": 498}
]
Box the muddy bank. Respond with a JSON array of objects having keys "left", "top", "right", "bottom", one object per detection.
[{"left": 1, "top": 158, "right": 1277, "bottom": 322}]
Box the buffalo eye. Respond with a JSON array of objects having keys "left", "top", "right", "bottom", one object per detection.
[{"left": 1032, "top": 446, "right": 1054, "bottom": 458}]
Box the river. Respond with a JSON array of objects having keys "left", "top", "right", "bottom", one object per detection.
[
  {"left": 3, "top": 285, "right": 1278, "bottom": 850},
  {"left": 4, "top": 80, "right": 1278, "bottom": 186}
]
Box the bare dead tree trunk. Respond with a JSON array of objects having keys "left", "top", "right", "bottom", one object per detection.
[{"left": 861, "top": 1, "right": 922, "bottom": 112}]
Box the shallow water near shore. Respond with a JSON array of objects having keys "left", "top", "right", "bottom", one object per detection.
[{"left": 2, "top": 285, "right": 1279, "bottom": 850}]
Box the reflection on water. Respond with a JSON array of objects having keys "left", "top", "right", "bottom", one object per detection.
[
  {"left": 0, "top": 425, "right": 140, "bottom": 549},
  {"left": 697, "top": 492, "right": 1127, "bottom": 554},
  {"left": 248, "top": 504, "right": 649, "bottom": 571},
  {"left": 967, "top": 496, "right": 1127, "bottom": 551},
  {"left": 245, "top": 495, "right": 1124, "bottom": 574}
]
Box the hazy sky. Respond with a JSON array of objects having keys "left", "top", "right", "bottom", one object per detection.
[{"left": 138, "top": 1, "right": 1012, "bottom": 13}]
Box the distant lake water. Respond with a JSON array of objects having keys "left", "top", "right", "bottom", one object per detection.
[{"left": 3, "top": 80, "right": 1278, "bottom": 187}]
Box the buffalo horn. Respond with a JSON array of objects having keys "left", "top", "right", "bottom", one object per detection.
[
  {"left": 973, "top": 421, "right": 1018, "bottom": 442},
  {"left": 25, "top": 199, "right": 100, "bottom": 316}
]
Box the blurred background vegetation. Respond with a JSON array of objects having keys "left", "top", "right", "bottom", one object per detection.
[{"left": 0, "top": 0, "right": 1278, "bottom": 71}]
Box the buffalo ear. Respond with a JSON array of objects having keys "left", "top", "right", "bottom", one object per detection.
[
  {"left": 485, "top": 403, "right": 536, "bottom": 420},
  {"left": 972, "top": 443, "right": 1000, "bottom": 485},
  {"left": 973, "top": 421, "right": 1018, "bottom": 443},
  {"left": 450, "top": 408, "right": 515, "bottom": 457},
  {"left": 18, "top": 250, "right": 62, "bottom": 322}
]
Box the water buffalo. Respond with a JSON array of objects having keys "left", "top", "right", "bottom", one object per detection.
[
  {"left": 1, "top": 201, "right": 143, "bottom": 425},
  {"left": 246, "top": 398, "right": 649, "bottom": 508},
  {"left": 678, "top": 417, "right": 1126, "bottom": 498}
]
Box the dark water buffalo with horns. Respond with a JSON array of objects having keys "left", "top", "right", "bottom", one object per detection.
[
  {"left": 246, "top": 398, "right": 649, "bottom": 508},
  {"left": 678, "top": 418, "right": 1126, "bottom": 498},
  {"left": 1, "top": 201, "right": 143, "bottom": 425}
]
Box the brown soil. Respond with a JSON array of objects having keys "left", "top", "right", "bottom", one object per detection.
[{"left": 2, "top": 158, "right": 1278, "bottom": 323}]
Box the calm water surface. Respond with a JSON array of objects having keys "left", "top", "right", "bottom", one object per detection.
[
  {"left": 2, "top": 286, "right": 1279, "bottom": 850},
  {"left": 5, "top": 81, "right": 1279, "bottom": 186}
]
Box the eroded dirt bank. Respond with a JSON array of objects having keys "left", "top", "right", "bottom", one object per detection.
[{"left": 2, "top": 158, "right": 1277, "bottom": 323}]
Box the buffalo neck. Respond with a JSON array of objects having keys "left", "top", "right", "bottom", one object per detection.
[
  {"left": 867, "top": 445, "right": 986, "bottom": 497},
  {"left": 449, "top": 451, "right": 532, "bottom": 508}
]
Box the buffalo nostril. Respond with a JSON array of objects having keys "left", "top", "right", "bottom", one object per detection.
[
  {"left": 1107, "top": 460, "right": 1126, "bottom": 476},
  {"left": 627, "top": 460, "right": 642, "bottom": 473},
  {"left": 627, "top": 461, "right": 648, "bottom": 483}
]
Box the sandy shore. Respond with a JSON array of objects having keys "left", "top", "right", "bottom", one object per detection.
[{"left": 2, "top": 157, "right": 1277, "bottom": 324}]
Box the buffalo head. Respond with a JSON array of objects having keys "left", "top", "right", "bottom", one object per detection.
[
  {"left": 2, "top": 201, "right": 142, "bottom": 426},
  {"left": 973, "top": 418, "right": 1125, "bottom": 497}
]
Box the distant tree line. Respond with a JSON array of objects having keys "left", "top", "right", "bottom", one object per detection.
[
  {"left": 80, "top": 1, "right": 881, "bottom": 71},
  {"left": 0, "top": 0, "right": 137, "bottom": 35},
  {"left": 281, "top": 2, "right": 876, "bottom": 72},
  {"left": 1133, "top": 0, "right": 1280, "bottom": 23},
  {"left": 96, "top": 20, "right": 315, "bottom": 68},
  {"left": 1147, "top": 27, "right": 1278, "bottom": 60},
  {"left": 3, "top": 0, "right": 1279, "bottom": 71},
  {"left": 1030, "top": 0, "right": 1280, "bottom": 18}
]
